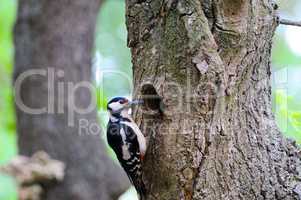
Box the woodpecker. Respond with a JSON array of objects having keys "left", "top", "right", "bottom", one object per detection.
[{"left": 106, "top": 97, "right": 146, "bottom": 199}]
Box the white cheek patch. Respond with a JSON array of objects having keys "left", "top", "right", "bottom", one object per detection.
[{"left": 109, "top": 102, "right": 123, "bottom": 112}]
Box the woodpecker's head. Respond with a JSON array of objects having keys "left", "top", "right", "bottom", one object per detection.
[{"left": 107, "top": 97, "right": 142, "bottom": 115}]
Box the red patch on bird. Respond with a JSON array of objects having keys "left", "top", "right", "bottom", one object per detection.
[{"left": 120, "top": 99, "right": 128, "bottom": 104}]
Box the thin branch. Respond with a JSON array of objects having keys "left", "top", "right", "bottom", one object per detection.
[{"left": 279, "top": 18, "right": 301, "bottom": 27}]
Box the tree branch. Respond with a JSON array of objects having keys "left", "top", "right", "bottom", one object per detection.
[
  {"left": 279, "top": 18, "right": 301, "bottom": 27},
  {"left": 0, "top": 151, "right": 65, "bottom": 200}
]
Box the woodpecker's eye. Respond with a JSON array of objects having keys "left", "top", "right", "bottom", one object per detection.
[{"left": 119, "top": 99, "right": 128, "bottom": 104}]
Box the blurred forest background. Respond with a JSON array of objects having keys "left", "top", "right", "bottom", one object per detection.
[{"left": 0, "top": 0, "right": 300, "bottom": 199}]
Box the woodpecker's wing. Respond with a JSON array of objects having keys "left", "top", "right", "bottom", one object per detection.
[
  {"left": 120, "top": 122, "right": 146, "bottom": 199},
  {"left": 107, "top": 122, "right": 123, "bottom": 155},
  {"left": 120, "top": 120, "right": 146, "bottom": 158}
]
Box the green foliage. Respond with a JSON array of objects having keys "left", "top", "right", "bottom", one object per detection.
[
  {"left": 270, "top": 0, "right": 301, "bottom": 144},
  {"left": 0, "top": 0, "right": 17, "bottom": 165},
  {"left": 0, "top": 0, "right": 18, "bottom": 199},
  {"left": 272, "top": 32, "right": 301, "bottom": 68},
  {"left": 96, "top": 86, "right": 108, "bottom": 111},
  {"left": 0, "top": 174, "right": 17, "bottom": 200},
  {"left": 273, "top": 90, "right": 301, "bottom": 144},
  {"left": 0, "top": 0, "right": 16, "bottom": 72},
  {"left": 95, "top": 0, "right": 130, "bottom": 68},
  {"left": 94, "top": 0, "right": 133, "bottom": 98}
]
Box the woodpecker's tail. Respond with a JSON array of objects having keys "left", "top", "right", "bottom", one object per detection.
[{"left": 135, "top": 181, "right": 146, "bottom": 200}]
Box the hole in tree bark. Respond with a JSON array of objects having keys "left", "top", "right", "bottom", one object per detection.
[{"left": 141, "top": 84, "right": 164, "bottom": 114}]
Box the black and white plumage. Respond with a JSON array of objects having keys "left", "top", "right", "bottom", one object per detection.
[{"left": 106, "top": 97, "right": 146, "bottom": 199}]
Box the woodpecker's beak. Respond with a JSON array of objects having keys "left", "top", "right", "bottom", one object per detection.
[{"left": 129, "top": 100, "right": 144, "bottom": 106}]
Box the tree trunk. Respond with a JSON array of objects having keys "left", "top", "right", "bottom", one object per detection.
[
  {"left": 126, "top": 0, "right": 301, "bottom": 199},
  {"left": 14, "top": 1, "right": 129, "bottom": 200}
]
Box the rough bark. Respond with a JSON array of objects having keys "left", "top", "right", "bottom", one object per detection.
[
  {"left": 126, "top": 0, "right": 301, "bottom": 199},
  {"left": 14, "top": 1, "right": 129, "bottom": 200}
]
